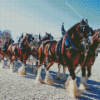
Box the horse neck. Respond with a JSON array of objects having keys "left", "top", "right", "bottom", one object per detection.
[
  {"left": 68, "top": 32, "right": 83, "bottom": 50},
  {"left": 72, "top": 38, "right": 83, "bottom": 50}
]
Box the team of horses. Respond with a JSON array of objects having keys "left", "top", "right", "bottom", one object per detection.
[{"left": 0, "top": 19, "right": 100, "bottom": 98}]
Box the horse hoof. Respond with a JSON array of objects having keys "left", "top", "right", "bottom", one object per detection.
[
  {"left": 19, "top": 70, "right": 26, "bottom": 75},
  {"left": 1, "top": 66, "right": 5, "bottom": 68},
  {"left": 79, "top": 83, "right": 90, "bottom": 90},
  {"left": 10, "top": 69, "right": 16, "bottom": 73},
  {"left": 69, "top": 88, "right": 82, "bottom": 98},
  {"left": 56, "top": 74, "right": 61, "bottom": 80},
  {"left": 45, "top": 77, "right": 54, "bottom": 85},
  {"left": 7, "top": 64, "right": 10, "bottom": 67},
  {"left": 35, "top": 79, "right": 44, "bottom": 84},
  {"left": 61, "top": 76, "right": 66, "bottom": 82}
]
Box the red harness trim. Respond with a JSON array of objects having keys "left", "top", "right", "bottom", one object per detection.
[
  {"left": 76, "top": 25, "right": 80, "bottom": 34},
  {"left": 17, "top": 44, "right": 20, "bottom": 50},
  {"left": 20, "top": 50, "right": 21, "bottom": 55}
]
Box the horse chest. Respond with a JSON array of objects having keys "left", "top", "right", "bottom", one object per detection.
[
  {"left": 67, "top": 50, "right": 80, "bottom": 66},
  {"left": 72, "top": 54, "right": 80, "bottom": 66}
]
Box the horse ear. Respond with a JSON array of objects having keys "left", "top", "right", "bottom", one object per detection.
[
  {"left": 82, "top": 18, "right": 84, "bottom": 22},
  {"left": 85, "top": 19, "right": 88, "bottom": 24}
]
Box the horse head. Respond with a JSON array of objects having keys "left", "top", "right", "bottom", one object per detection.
[
  {"left": 93, "top": 29, "right": 100, "bottom": 42},
  {"left": 76, "top": 19, "right": 91, "bottom": 39},
  {"left": 45, "top": 32, "right": 53, "bottom": 40},
  {"left": 22, "top": 33, "right": 34, "bottom": 47},
  {"left": 67, "top": 19, "right": 92, "bottom": 44},
  {"left": 6, "top": 38, "right": 14, "bottom": 46},
  {"left": 40, "top": 32, "right": 53, "bottom": 41}
]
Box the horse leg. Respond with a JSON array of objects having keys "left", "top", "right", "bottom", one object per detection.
[
  {"left": 61, "top": 66, "right": 66, "bottom": 81},
  {"left": 9, "top": 56, "right": 16, "bottom": 72},
  {"left": 26, "top": 57, "right": 30, "bottom": 68},
  {"left": 79, "top": 65, "right": 90, "bottom": 90},
  {"left": 18, "top": 62, "right": 26, "bottom": 75},
  {"left": 34, "top": 61, "right": 38, "bottom": 74},
  {"left": 14, "top": 59, "right": 17, "bottom": 67},
  {"left": 45, "top": 62, "right": 54, "bottom": 85},
  {"left": 7, "top": 59, "right": 10, "bottom": 67},
  {"left": 87, "top": 66, "right": 91, "bottom": 79},
  {"left": 0, "top": 56, "right": 5, "bottom": 68},
  {"left": 56, "top": 64, "right": 61, "bottom": 79},
  {"left": 43, "top": 58, "right": 49, "bottom": 75},
  {"left": 65, "top": 65, "right": 82, "bottom": 98},
  {"left": 9, "top": 61, "right": 15, "bottom": 72},
  {"left": 35, "top": 66, "right": 44, "bottom": 84},
  {"left": 35, "top": 54, "right": 46, "bottom": 84}
]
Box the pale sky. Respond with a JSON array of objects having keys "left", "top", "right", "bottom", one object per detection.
[{"left": 0, "top": 0, "right": 100, "bottom": 42}]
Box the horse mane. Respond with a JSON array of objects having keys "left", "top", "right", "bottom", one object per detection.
[
  {"left": 66, "top": 22, "right": 80, "bottom": 35},
  {"left": 21, "top": 33, "right": 28, "bottom": 42}
]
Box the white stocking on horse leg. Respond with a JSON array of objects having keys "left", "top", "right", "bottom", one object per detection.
[
  {"left": 14, "top": 61, "right": 17, "bottom": 67},
  {"left": 35, "top": 67, "right": 44, "bottom": 84},
  {"left": 79, "top": 76, "right": 90, "bottom": 90},
  {"left": 45, "top": 70, "right": 54, "bottom": 85},
  {"left": 26, "top": 58, "right": 30, "bottom": 68},
  {"left": 7, "top": 59, "right": 10, "bottom": 67},
  {"left": 34, "top": 66, "right": 38, "bottom": 74},
  {"left": 0, "top": 60, "right": 5, "bottom": 68},
  {"left": 61, "top": 66, "right": 66, "bottom": 81},
  {"left": 65, "top": 76, "right": 82, "bottom": 98},
  {"left": 56, "top": 64, "right": 61, "bottom": 79},
  {"left": 34, "top": 61, "right": 38, "bottom": 74},
  {"left": 18, "top": 63, "right": 26, "bottom": 75},
  {"left": 9, "top": 62, "right": 15, "bottom": 72}
]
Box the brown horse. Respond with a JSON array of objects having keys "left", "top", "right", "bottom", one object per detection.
[
  {"left": 79, "top": 29, "right": 100, "bottom": 90},
  {"left": 35, "top": 19, "right": 93, "bottom": 97},
  {"left": 56, "top": 27, "right": 96, "bottom": 82},
  {"left": 7, "top": 33, "right": 34, "bottom": 74},
  {"left": 0, "top": 39, "right": 14, "bottom": 68},
  {"left": 31, "top": 32, "right": 54, "bottom": 74}
]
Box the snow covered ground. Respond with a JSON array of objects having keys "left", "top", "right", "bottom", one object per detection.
[{"left": 0, "top": 54, "right": 100, "bottom": 100}]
